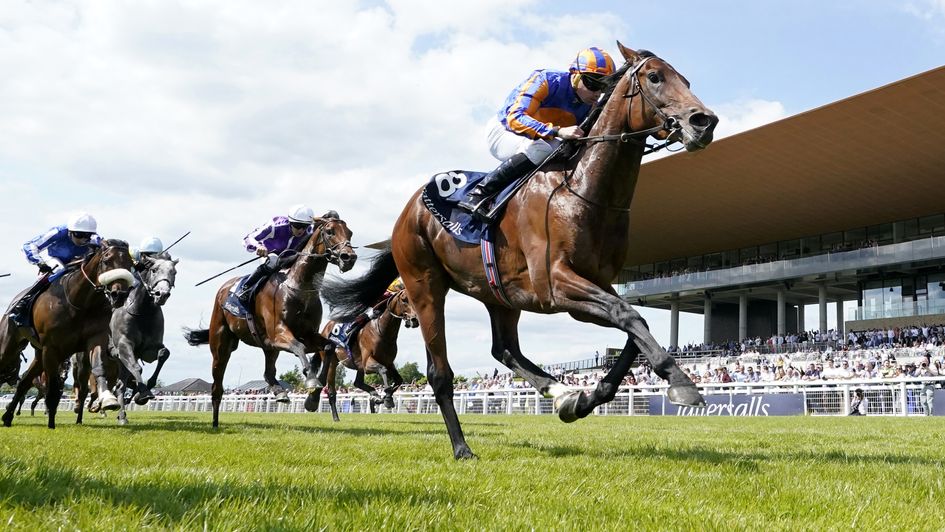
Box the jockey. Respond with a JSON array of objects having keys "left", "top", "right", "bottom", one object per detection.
[
  {"left": 134, "top": 236, "right": 164, "bottom": 262},
  {"left": 458, "top": 47, "right": 615, "bottom": 220},
  {"left": 8, "top": 212, "right": 102, "bottom": 326},
  {"left": 237, "top": 204, "right": 315, "bottom": 306}
]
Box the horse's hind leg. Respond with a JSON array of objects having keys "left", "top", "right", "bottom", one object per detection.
[
  {"left": 90, "top": 347, "right": 119, "bottom": 411},
  {"left": 115, "top": 377, "right": 128, "bottom": 425},
  {"left": 73, "top": 352, "right": 91, "bottom": 422},
  {"left": 2, "top": 356, "right": 42, "bottom": 427},
  {"left": 398, "top": 265, "right": 474, "bottom": 459},
  {"left": 209, "top": 315, "right": 237, "bottom": 428},
  {"left": 353, "top": 370, "right": 380, "bottom": 413},
  {"left": 485, "top": 305, "right": 561, "bottom": 395},
  {"left": 41, "top": 350, "right": 66, "bottom": 429},
  {"left": 382, "top": 364, "right": 403, "bottom": 409}
]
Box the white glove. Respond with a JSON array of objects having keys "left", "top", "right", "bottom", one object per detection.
[{"left": 264, "top": 253, "right": 279, "bottom": 270}]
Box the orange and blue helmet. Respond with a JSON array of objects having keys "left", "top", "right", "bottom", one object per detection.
[{"left": 569, "top": 47, "right": 615, "bottom": 76}]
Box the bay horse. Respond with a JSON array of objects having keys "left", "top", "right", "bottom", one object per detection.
[
  {"left": 326, "top": 43, "right": 718, "bottom": 459},
  {"left": 184, "top": 212, "right": 357, "bottom": 427},
  {"left": 0, "top": 240, "right": 135, "bottom": 428},
  {"left": 72, "top": 253, "right": 179, "bottom": 424},
  {"left": 317, "top": 284, "right": 418, "bottom": 420}
]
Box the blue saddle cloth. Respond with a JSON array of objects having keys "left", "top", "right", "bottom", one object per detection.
[
  {"left": 222, "top": 275, "right": 253, "bottom": 318},
  {"left": 328, "top": 321, "right": 360, "bottom": 358},
  {"left": 420, "top": 170, "right": 519, "bottom": 244}
]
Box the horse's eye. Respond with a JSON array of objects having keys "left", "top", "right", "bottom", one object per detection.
[
  {"left": 647, "top": 72, "right": 660, "bottom": 84},
  {"left": 326, "top": 229, "right": 335, "bottom": 237}
]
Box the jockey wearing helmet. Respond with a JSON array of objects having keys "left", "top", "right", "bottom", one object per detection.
[
  {"left": 237, "top": 204, "right": 315, "bottom": 306},
  {"left": 135, "top": 236, "right": 164, "bottom": 262},
  {"left": 8, "top": 212, "right": 102, "bottom": 327},
  {"left": 458, "top": 47, "right": 615, "bottom": 221}
]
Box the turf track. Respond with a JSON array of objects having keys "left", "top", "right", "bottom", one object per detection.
[{"left": 1, "top": 412, "right": 943, "bottom": 530}]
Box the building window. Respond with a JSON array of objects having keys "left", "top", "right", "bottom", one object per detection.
[{"left": 918, "top": 214, "right": 945, "bottom": 236}]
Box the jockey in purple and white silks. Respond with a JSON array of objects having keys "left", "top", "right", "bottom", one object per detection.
[
  {"left": 8, "top": 212, "right": 102, "bottom": 326},
  {"left": 237, "top": 204, "right": 315, "bottom": 306}
]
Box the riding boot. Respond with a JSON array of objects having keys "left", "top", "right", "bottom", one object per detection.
[
  {"left": 237, "top": 265, "right": 271, "bottom": 307},
  {"left": 457, "top": 153, "right": 537, "bottom": 221},
  {"left": 8, "top": 277, "right": 49, "bottom": 328}
]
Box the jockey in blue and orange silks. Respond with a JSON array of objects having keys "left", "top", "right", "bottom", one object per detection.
[
  {"left": 458, "top": 47, "right": 616, "bottom": 221},
  {"left": 8, "top": 212, "right": 102, "bottom": 327},
  {"left": 237, "top": 204, "right": 316, "bottom": 306}
]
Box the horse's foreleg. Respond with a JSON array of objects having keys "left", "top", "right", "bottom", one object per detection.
[
  {"left": 90, "top": 346, "right": 119, "bottom": 411},
  {"left": 549, "top": 271, "right": 704, "bottom": 420},
  {"left": 262, "top": 348, "right": 289, "bottom": 403},
  {"left": 146, "top": 346, "right": 170, "bottom": 389},
  {"left": 115, "top": 378, "right": 128, "bottom": 425},
  {"left": 353, "top": 369, "right": 381, "bottom": 412},
  {"left": 112, "top": 339, "right": 153, "bottom": 405},
  {"left": 41, "top": 350, "right": 65, "bottom": 429},
  {"left": 485, "top": 304, "right": 561, "bottom": 396},
  {"left": 73, "top": 352, "right": 91, "bottom": 422},
  {"left": 383, "top": 365, "right": 403, "bottom": 409},
  {"left": 2, "top": 356, "right": 42, "bottom": 427}
]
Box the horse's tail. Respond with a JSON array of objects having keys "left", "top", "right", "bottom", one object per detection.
[
  {"left": 183, "top": 327, "right": 210, "bottom": 346},
  {"left": 322, "top": 242, "right": 398, "bottom": 322}
]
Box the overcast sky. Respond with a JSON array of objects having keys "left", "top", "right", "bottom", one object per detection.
[{"left": 1, "top": 1, "right": 944, "bottom": 387}]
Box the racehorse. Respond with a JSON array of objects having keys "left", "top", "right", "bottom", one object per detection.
[
  {"left": 72, "top": 252, "right": 179, "bottom": 424},
  {"left": 184, "top": 212, "right": 357, "bottom": 427},
  {"left": 317, "top": 284, "right": 418, "bottom": 420},
  {"left": 0, "top": 240, "right": 135, "bottom": 428},
  {"left": 325, "top": 43, "right": 718, "bottom": 458}
]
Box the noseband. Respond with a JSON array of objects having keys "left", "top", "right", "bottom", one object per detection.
[{"left": 294, "top": 223, "right": 356, "bottom": 265}]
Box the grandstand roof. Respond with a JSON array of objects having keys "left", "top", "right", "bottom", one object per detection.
[
  {"left": 159, "top": 378, "right": 211, "bottom": 393},
  {"left": 627, "top": 64, "right": 945, "bottom": 266}
]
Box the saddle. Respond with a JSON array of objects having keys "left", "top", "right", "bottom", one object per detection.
[
  {"left": 420, "top": 170, "right": 523, "bottom": 244},
  {"left": 329, "top": 321, "right": 364, "bottom": 370}
]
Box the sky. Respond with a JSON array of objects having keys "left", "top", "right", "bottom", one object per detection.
[{"left": 1, "top": 0, "right": 944, "bottom": 388}]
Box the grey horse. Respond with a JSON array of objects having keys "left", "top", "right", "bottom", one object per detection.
[{"left": 77, "top": 252, "right": 178, "bottom": 423}]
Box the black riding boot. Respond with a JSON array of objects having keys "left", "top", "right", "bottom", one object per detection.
[
  {"left": 8, "top": 278, "right": 49, "bottom": 328},
  {"left": 237, "top": 265, "right": 271, "bottom": 307},
  {"left": 457, "top": 153, "right": 537, "bottom": 221}
]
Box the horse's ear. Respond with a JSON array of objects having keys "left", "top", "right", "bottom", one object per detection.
[
  {"left": 172, "top": 258, "right": 180, "bottom": 265},
  {"left": 617, "top": 41, "right": 639, "bottom": 64},
  {"left": 322, "top": 210, "right": 339, "bottom": 220}
]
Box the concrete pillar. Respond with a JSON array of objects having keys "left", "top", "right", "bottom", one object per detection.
[
  {"left": 738, "top": 294, "right": 748, "bottom": 341},
  {"left": 836, "top": 299, "right": 844, "bottom": 336},
  {"left": 670, "top": 300, "right": 680, "bottom": 349},
  {"left": 797, "top": 304, "right": 806, "bottom": 333},
  {"left": 819, "top": 284, "right": 828, "bottom": 333},
  {"left": 777, "top": 289, "right": 786, "bottom": 336},
  {"left": 703, "top": 296, "right": 712, "bottom": 344}
]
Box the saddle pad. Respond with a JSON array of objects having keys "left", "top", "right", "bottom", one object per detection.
[
  {"left": 420, "top": 170, "right": 518, "bottom": 244},
  {"left": 328, "top": 321, "right": 360, "bottom": 358},
  {"left": 222, "top": 275, "right": 252, "bottom": 318}
]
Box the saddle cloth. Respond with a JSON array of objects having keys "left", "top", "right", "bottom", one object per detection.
[
  {"left": 222, "top": 275, "right": 253, "bottom": 318},
  {"left": 420, "top": 170, "right": 519, "bottom": 244},
  {"left": 328, "top": 321, "right": 364, "bottom": 368}
]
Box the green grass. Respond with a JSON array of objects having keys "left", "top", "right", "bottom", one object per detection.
[{"left": 1, "top": 412, "right": 944, "bottom": 531}]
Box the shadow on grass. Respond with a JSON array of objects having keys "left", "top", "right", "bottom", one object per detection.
[
  {"left": 508, "top": 440, "right": 937, "bottom": 469},
  {"left": 0, "top": 457, "right": 456, "bottom": 525}
]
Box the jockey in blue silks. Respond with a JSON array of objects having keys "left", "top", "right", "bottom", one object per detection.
[
  {"left": 237, "top": 204, "right": 315, "bottom": 306},
  {"left": 8, "top": 212, "right": 102, "bottom": 326},
  {"left": 458, "top": 47, "right": 616, "bottom": 222}
]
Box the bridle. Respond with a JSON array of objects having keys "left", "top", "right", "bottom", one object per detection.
[
  {"left": 575, "top": 55, "right": 682, "bottom": 154},
  {"left": 293, "top": 221, "right": 356, "bottom": 266},
  {"left": 68, "top": 243, "right": 131, "bottom": 308},
  {"left": 139, "top": 257, "right": 176, "bottom": 297},
  {"left": 385, "top": 291, "right": 414, "bottom": 321}
]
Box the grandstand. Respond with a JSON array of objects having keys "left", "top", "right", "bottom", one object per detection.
[{"left": 617, "top": 65, "right": 945, "bottom": 346}]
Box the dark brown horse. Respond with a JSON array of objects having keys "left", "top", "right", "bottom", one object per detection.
[
  {"left": 317, "top": 286, "right": 418, "bottom": 420},
  {"left": 184, "top": 213, "right": 357, "bottom": 427},
  {"left": 13, "top": 360, "right": 70, "bottom": 417},
  {"left": 0, "top": 240, "right": 135, "bottom": 428},
  {"left": 325, "top": 43, "right": 718, "bottom": 458}
]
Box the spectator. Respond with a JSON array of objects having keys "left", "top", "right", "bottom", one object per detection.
[{"left": 849, "top": 388, "right": 868, "bottom": 416}]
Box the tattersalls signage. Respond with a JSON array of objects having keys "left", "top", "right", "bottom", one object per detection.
[{"left": 648, "top": 393, "right": 805, "bottom": 416}]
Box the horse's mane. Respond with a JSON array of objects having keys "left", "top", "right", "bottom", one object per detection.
[{"left": 322, "top": 243, "right": 395, "bottom": 322}]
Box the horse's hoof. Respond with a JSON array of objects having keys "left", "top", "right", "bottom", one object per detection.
[
  {"left": 99, "top": 391, "right": 120, "bottom": 412},
  {"left": 2, "top": 412, "right": 13, "bottom": 427},
  {"left": 133, "top": 391, "right": 154, "bottom": 405},
  {"left": 303, "top": 392, "right": 320, "bottom": 412},
  {"left": 73, "top": 405, "right": 81, "bottom": 414},
  {"left": 305, "top": 378, "right": 322, "bottom": 392},
  {"left": 667, "top": 384, "right": 705, "bottom": 407},
  {"left": 275, "top": 391, "right": 290, "bottom": 403},
  {"left": 118, "top": 418, "right": 128, "bottom": 426},
  {"left": 554, "top": 390, "right": 583, "bottom": 423},
  {"left": 453, "top": 447, "right": 478, "bottom": 460},
  {"left": 383, "top": 396, "right": 395, "bottom": 410}
]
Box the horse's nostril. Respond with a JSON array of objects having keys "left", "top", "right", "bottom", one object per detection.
[{"left": 689, "top": 112, "right": 711, "bottom": 129}]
